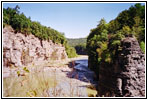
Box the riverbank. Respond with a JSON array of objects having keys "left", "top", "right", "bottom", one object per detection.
[{"left": 3, "top": 55, "right": 97, "bottom": 97}]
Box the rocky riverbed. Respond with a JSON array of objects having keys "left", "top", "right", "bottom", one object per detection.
[{"left": 3, "top": 56, "right": 98, "bottom": 97}]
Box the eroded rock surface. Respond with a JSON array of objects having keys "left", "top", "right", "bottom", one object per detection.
[
  {"left": 98, "top": 37, "right": 145, "bottom": 97},
  {"left": 3, "top": 26, "right": 67, "bottom": 67}
]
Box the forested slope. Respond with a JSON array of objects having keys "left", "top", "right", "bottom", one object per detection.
[{"left": 87, "top": 3, "right": 145, "bottom": 75}]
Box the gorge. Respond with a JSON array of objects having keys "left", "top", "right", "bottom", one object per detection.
[{"left": 2, "top": 3, "right": 146, "bottom": 98}]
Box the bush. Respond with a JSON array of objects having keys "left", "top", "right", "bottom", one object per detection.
[
  {"left": 74, "top": 44, "right": 87, "bottom": 55},
  {"left": 65, "top": 45, "right": 77, "bottom": 58},
  {"left": 140, "top": 41, "right": 145, "bottom": 53}
]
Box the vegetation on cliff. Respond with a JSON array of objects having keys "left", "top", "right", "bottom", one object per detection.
[
  {"left": 86, "top": 3, "right": 145, "bottom": 75},
  {"left": 3, "top": 5, "right": 77, "bottom": 58}
]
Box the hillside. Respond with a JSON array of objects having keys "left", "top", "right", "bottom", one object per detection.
[
  {"left": 67, "top": 38, "right": 87, "bottom": 55},
  {"left": 67, "top": 38, "right": 87, "bottom": 47},
  {"left": 87, "top": 3, "right": 145, "bottom": 97},
  {"left": 87, "top": 3, "right": 145, "bottom": 75}
]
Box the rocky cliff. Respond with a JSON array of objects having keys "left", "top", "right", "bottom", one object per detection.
[
  {"left": 98, "top": 37, "right": 145, "bottom": 97},
  {"left": 3, "top": 26, "right": 68, "bottom": 67}
]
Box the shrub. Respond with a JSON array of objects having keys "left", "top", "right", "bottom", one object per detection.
[{"left": 140, "top": 41, "right": 145, "bottom": 53}]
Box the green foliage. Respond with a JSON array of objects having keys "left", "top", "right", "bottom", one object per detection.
[
  {"left": 3, "top": 5, "right": 66, "bottom": 44},
  {"left": 75, "top": 44, "right": 87, "bottom": 55},
  {"left": 87, "top": 3, "right": 145, "bottom": 76},
  {"left": 67, "top": 38, "right": 87, "bottom": 55},
  {"left": 132, "top": 16, "right": 145, "bottom": 42},
  {"left": 26, "top": 90, "right": 37, "bottom": 97},
  {"left": 111, "top": 40, "right": 121, "bottom": 47},
  {"left": 104, "top": 52, "right": 111, "bottom": 63},
  {"left": 65, "top": 44, "right": 77, "bottom": 58},
  {"left": 3, "top": 5, "right": 77, "bottom": 58},
  {"left": 67, "top": 38, "right": 87, "bottom": 47},
  {"left": 23, "top": 67, "right": 30, "bottom": 73},
  {"left": 140, "top": 41, "right": 145, "bottom": 53},
  {"left": 87, "top": 18, "right": 109, "bottom": 73},
  {"left": 3, "top": 68, "right": 58, "bottom": 97},
  {"left": 122, "top": 26, "right": 132, "bottom": 36},
  {"left": 108, "top": 20, "right": 120, "bottom": 33},
  {"left": 17, "top": 71, "right": 20, "bottom": 76}
]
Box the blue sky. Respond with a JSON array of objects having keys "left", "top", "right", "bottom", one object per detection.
[{"left": 3, "top": 3, "right": 144, "bottom": 38}]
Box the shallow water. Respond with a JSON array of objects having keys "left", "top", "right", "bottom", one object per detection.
[
  {"left": 73, "top": 59, "right": 97, "bottom": 84},
  {"left": 49, "top": 57, "right": 97, "bottom": 97}
]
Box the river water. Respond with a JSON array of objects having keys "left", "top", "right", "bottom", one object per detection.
[
  {"left": 48, "top": 56, "right": 98, "bottom": 97},
  {"left": 3, "top": 56, "right": 98, "bottom": 97},
  {"left": 72, "top": 58, "right": 97, "bottom": 84}
]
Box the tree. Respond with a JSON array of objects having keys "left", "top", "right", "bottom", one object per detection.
[
  {"left": 87, "top": 3, "right": 145, "bottom": 77},
  {"left": 140, "top": 41, "right": 145, "bottom": 53},
  {"left": 122, "top": 25, "right": 132, "bottom": 36},
  {"left": 3, "top": 6, "right": 77, "bottom": 58},
  {"left": 14, "top": 5, "right": 20, "bottom": 13}
]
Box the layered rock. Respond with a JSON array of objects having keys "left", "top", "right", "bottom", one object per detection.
[
  {"left": 98, "top": 37, "right": 145, "bottom": 97},
  {"left": 3, "top": 26, "right": 68, "bottom": 67}
]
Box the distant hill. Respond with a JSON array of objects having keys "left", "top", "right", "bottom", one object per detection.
[
  {"left": 67, "top": 38, "right": 87, "bottom": 47},
  {"left": 67, "top": 38, "right": 87, "bottom": 55}
]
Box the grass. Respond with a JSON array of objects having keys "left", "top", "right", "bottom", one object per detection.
[
  {"left": 86, "top": 88, "right": 97, "bottom": 97},
  {"left": 3, "top": 69, "right": 57, "bottom": 97},
  {"left": 86, "top": 85, "right": 97, "bottom": 97},
  {"left": 3, "top": 59, "right": 67, "bottom": 97},
  {"left": 3, "top": 56, "right": 97, "bottom": 97}
]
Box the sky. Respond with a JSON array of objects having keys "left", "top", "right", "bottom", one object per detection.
[{"left": 3, "top": 2, "right": 144, "bottom": 38}]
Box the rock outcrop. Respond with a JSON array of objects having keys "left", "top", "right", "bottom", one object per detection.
[
  {"left": 3, "top": 26, "right": 68, "bottom": 67},
  {"left": 98, "top": 37, "right": 145, "bottom": 97}
]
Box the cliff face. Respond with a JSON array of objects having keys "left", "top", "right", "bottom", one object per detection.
[
  {"left": 3, "top": 26, "right": 68, "bottom": 67},
  {"left": 98, "top": 37, "right": 145, "bottom": 97}
]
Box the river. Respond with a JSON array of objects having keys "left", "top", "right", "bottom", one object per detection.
[
  {"left": 48, "top": 55, "right": 98, "bottom": 97},
  {"left": 3, "top": 55, "right": 98, "bottom": 97}
]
